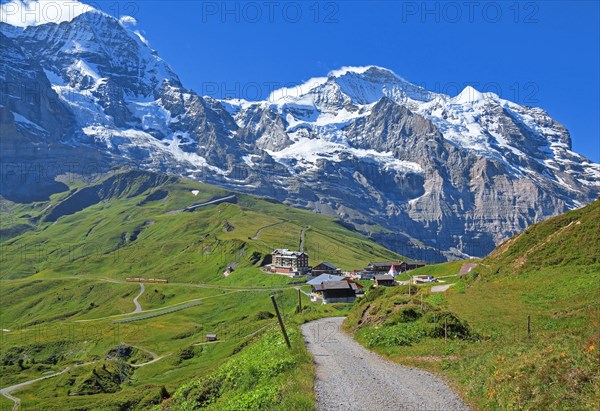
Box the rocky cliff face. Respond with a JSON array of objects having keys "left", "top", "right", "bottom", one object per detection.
[{"left": 1, "top": 9, "right": 598, "bottom": 260}]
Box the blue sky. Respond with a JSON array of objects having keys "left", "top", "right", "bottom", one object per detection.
[{"left": 97, "top": 1, "right": 598, "bottom": 162}]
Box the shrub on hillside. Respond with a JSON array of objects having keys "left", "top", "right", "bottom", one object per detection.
[
  {"left": 254, "top": 311, "right": 275, "bottom": 320},
  {"left": 422, "top": 311, "right": 477, "bottom": 340},
  {"left": 360, "top": 323, "right": 427, "bottom": 347}
]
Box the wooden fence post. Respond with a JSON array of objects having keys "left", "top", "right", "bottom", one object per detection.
[
  {"left": 444, "top": 318, "right": 448, "bottom": 343},
  {"left": 527, "top": 315, "right": 531, "bottom": 338},
  {"left": 297, "top": 288, "right": 302, "bottom": 314},
  {"left": 271, "top": 294, "right": 291, "bottom": 349}
]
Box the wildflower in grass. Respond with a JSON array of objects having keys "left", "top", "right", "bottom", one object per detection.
[
  {"left": 487, "top": 388, "right": 496, "bottom": 399},
  {"left": 587, "top": 344, "right": 595, "bottom": 352},
  {"left": 546, "top": 347, "right": 554, "bottom": 354},
  {"left": 561, "top": 351, "right": 566, "bottom": 358},
  {"left": 494, "top": 370, "right": 500, "bottom": 376}
]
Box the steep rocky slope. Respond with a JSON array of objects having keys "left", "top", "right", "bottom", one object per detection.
[{"left": 1, "top": 6, "right": 598, "bottom": 260}]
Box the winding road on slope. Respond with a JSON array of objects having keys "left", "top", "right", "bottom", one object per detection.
[
  {"left": 132, "top": 283, "right": 145, "bottom": 313},
  {"left": 166, "top": 194, "right": 237, "bottom": 214},
  {"left": 0, "top": 343, "right": 171, "bottom": 410},
  {"left": 252, "top": 219, "right": 288, "bottom": 240},
  {"left": 301, "top": 317, "right": 469, "bottom": 411},
  {"left": 0, "top": 362, "right": 94, "bottom": 411},
  {"left": 299, "top": 227, "right": 306, "bottom": 252}
]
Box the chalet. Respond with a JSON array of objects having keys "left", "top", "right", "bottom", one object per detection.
[
  {"left": 373, "top": 274, "right": 395, "bottom": 287},
  {"left": 312, "top": 281, "right": 358, "bottom": 303},
  {"left": 271, "top": 249, "right": 309, "bottom": 275},
  {"left": 311, "top": 262, "right": 342, "bottom": 277},
  {"left": 340, "top": 277, "right": 364, "bottom": 290},
  {"left": 364, "top": 261, "right": 426, "bottom": 276},
  {"left": 307, "top": 273, "right": 345, "bottom": 286},
  {"left": 205, "top": 334, "right": 217, "bottom": 342},
  {"left": 357, "top": 270, "right": 375, "bottom": 280}
]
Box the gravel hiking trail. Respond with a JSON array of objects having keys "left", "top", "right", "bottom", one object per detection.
[{"left": 301, "top": 317, "right": 469, "bottom": 411}]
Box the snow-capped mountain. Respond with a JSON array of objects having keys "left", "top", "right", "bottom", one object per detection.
[{"left": 1, "top": 6, "right": 598, "bottom": 260}]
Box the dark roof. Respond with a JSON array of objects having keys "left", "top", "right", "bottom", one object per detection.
[
  {"left": 374, "top": 275, "right": 394, "bottom": 281},
  {"left": 313, "top": 281, "right": 357, "bottom": 291},
  {"left": 307, "top": 274, "right": 345, "bottom": 285},
  {"left": 341, "top": 278, "right": 364, "bottom": 288},
  {"left": 367, "top": 262, "right": 398, "bottom": 267},
  {"left": 367, "top": 261, "right": 424, "bottom": 268},
  {"left": 315, "top": 261, "right": 337, "bottom": 269}
]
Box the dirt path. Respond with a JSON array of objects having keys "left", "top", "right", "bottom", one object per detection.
[
  {"left": 252, "top": 219, "right": 288, "bottom": 240},
  {"left": 431, "top": 284, "right": 454, "bottom": 293},
  {"left": 166, "top": 194, "right": 236, "bottom": 214},
  {"left": 74, "top": 290, "right": 242, "bottom": 323},
  {"left": 132, "top": 283, "right": 145, "bottom": 313},
  {"left": 128, "top": 344, "right": 171, "bottom": 368},
  {"left": 0, "top": 341, "right": 170, "bottom": 410},
  {"left": 0, "top": 362, "right": 94, "bottom": 411},
  {"left": 301, "top": 317, "right": 469, "bottom": 411},
  {"left": 299, "top": 228, "right": 305, "bottom": 252},
  {"left": 192, "top": 322, "right": 276, "bottom": 346}
]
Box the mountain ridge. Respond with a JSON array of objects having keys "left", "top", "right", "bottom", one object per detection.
[{"left": 1, "top": 10, "right": 598, "bottom": 261}]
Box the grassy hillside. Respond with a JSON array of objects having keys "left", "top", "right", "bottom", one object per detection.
[
  {"left": 0, "top": 170, "right": 404, "bottom": 409},
  {"left": 345, "top": 199, "right": 600, "bottom": 410},
  {"left": 0, "top": 170, "right": 401, "bottom": 281},
  {"left": 159, "top": 324, "right": 314, "bottom": 411}
]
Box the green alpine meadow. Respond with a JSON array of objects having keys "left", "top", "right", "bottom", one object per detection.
[
  {"left": 1, "top": 2, "right": 598, "bottom": 409},
  {"left": 344, "top": 199, "right": 600, "bottom": 410},
  {"left": 0, "top": 170, "right": 400, "bottom": 410}
]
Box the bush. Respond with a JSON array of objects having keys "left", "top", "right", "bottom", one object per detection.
[
  {"left": 160, "top": 385, "right": 170, "bottom": 399},
  {"left": 360, "top": 323, "right": 427, "bottom": 347},
  {"left": 165, "top": 329, "right": 302, "bottom": 410},
  {"left": 363, "top": 286, "right": 385, "bottom": 302},
  {"left": 422, "top": 311, "right": 477, "bottom": 340},
  {"left": 254, "top": 311, "right": 275, "bottom": 320},
  {"left": 177, "top": 346, "right": 196, "bottom": 361},
  {"left": 382, "top": 305, "right": 423, "bottom": 326}
]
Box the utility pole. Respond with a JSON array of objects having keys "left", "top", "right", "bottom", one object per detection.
[{"left": 271, "top": 294, "right": 291, "bottom": 349}]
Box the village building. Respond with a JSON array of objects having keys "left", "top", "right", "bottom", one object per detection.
[
  {"left": 307, "top": 273, "right": 345, "bottom": 285},
  {"left": 340, "top": 277, "right": 365, "bottom": 295},
  {"left": 270, "top": 249, "right": 309, "bottom": 276},
  {"left": 311, "top": 262, "right": 342, "bottom": 277},
  {"left": 364, "top": 261, "right": 426, "bottom": 276},
  {"left": 312, "top": 280, "right": 358, "bottom": 304},
  {"left": 373, "top": 274, "right": 396, "bottom": 287},
  {"left": 340, "top": 277, "right": 364, "bottom": 289}
]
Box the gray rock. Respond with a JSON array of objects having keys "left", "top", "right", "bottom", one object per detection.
[{"left": 1, "top": 13, "right": 598, "bottom": 261}]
